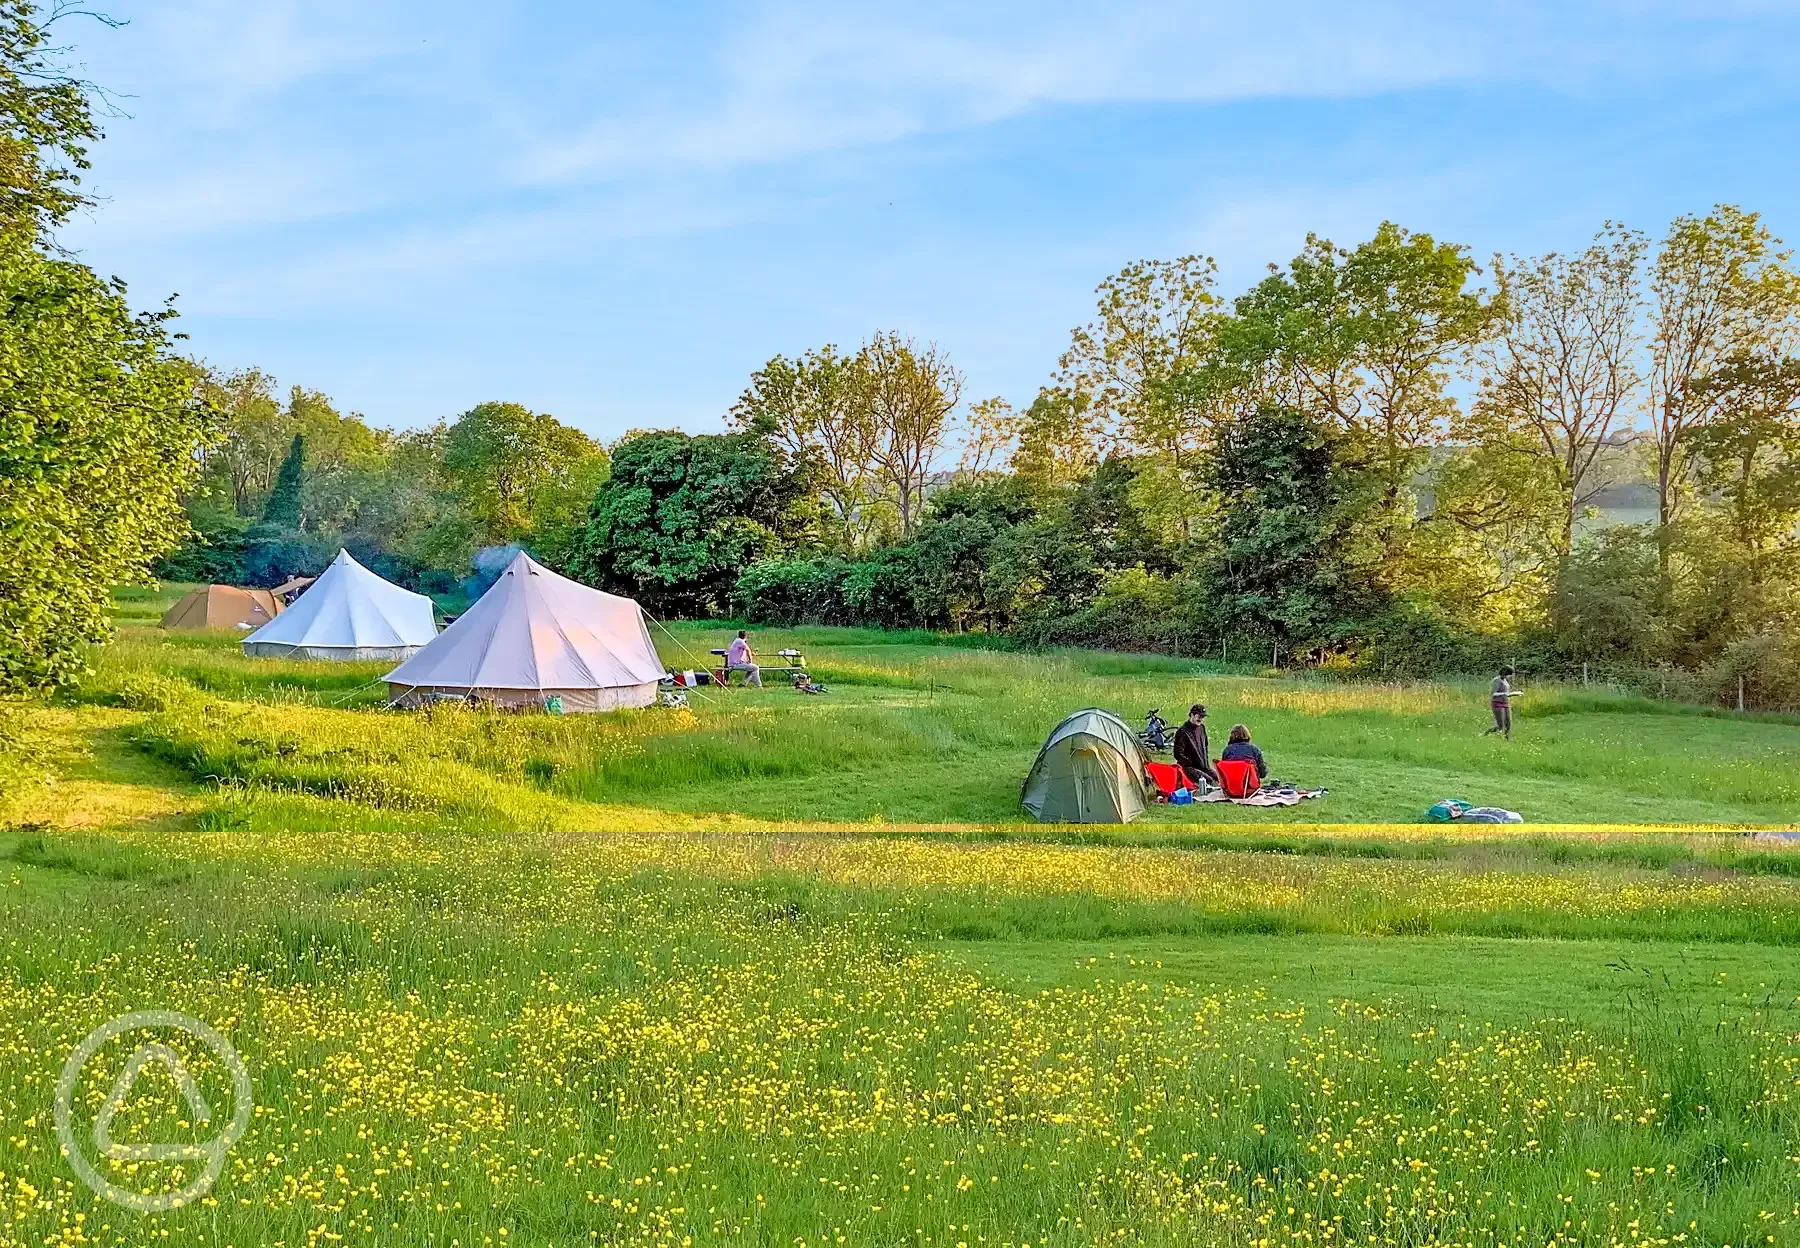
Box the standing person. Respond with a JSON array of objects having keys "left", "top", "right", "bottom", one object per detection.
[
  {"left": 1172, "top": 703, "right": 1219, "bottom": 790},
  {"left": 726, "top": 630, "right": 762, "bottom": 687},
  {"left": 1485, "top": 665, "right": 1520, "bottom": 738}
]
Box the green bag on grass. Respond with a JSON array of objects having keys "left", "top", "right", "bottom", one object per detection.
[{"left": 1426, "top": 798, "right": 1472, "bottom": 823}]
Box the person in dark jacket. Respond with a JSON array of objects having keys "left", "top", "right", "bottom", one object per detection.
[
  {"left": 1220, "top": 724, "right": 1267, "bottom": 781},
  {"left": 1172, "top": 703, "right": 1218, "bottom": 789}
]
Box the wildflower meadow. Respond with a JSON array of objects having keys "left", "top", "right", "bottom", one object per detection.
[{"left": 2, "top": 591, "right": 1798, "bottom": 1246}]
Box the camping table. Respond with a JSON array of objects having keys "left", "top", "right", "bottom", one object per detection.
[{"left": 709, "top": 648, "right": 807, "bottom": 687}]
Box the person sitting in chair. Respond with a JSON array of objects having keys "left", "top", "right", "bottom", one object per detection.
[
  {"left": 1172, "top": 703, "right": 1219, "bottom": 790},
  {"left": 1219, "top": 724, "right": 1267, "bottom": 782},
  {"left": 726, "top": 630, "right": 762, "bottom": 687}
]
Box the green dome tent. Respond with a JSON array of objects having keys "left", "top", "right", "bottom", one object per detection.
[{"left": 1020, "top": 708, "right": 1154, "bottom": 824}]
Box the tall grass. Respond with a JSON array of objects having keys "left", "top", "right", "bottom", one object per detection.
[
  {"left": 2, "top": 621, "right": 1799, "bottom": 1244},
  {"left": 48, "top": 619, "right": 1800, "bottom": 829},
  {"left": 3, "top": 816, "right": 1799, "bottom": 1247}
]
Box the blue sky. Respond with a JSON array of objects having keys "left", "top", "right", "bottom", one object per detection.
[{"left": 54, "top": 1, "right": 1800, "bottom": 440}]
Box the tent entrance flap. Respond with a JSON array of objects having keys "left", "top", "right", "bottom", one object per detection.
[{"left": 1069, "top": 745, "right": 1120, "bottom": 823}]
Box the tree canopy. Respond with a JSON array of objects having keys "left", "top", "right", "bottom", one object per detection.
[
  {"left": 0, "top": 3, "right": 215, "bottom": 692},
  {"left": 570, "top": 429, "right": 819, "bottom": 616}
]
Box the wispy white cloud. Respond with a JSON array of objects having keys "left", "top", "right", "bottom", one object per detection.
[
  {"left": 512, "top": 0, "right": 1800, "bottom": 185},
  {"left": 44, "top": 0, "right": 1800, "bottom": 434},
  {"left": 73, "top": 150, "right": 364, "bottom": 242},
  {"left": 86, "top": 0, "right": 426, "bottom": 111},
  {"left": 175, "top": 182, "right": 768, "bottom": 316},
  {"left": 518, "top": 2, "right": 1493, "bottom": 183}
]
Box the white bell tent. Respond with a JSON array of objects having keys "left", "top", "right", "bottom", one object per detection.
[
  {"left": 384, "top": 552, "right": 664, "bottom": 711},
  {"left": 242, "top": 549, "right": 438, "bottom": 661}
]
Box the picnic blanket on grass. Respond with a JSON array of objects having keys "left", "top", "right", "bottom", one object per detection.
[{"left": 1197, "top": 784, "right": 1327, "bottom": 807}]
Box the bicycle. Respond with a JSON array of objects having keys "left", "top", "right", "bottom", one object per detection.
[{"left": 1138, "top": 708, "right": 1172, "bottom": 755}]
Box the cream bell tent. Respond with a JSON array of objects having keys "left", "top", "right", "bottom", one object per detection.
[
  {"left": 242, "top": 550, "right": 438, "bottom": 660},
  {"left": 384, "top": 551, "right": 664, "bottom": 711},
  {"left": 162, "top": 585, "right": 283, "bottom": 632},
  {"left": 1020, "top": 708, "right": 1153, "bottom": 824}
]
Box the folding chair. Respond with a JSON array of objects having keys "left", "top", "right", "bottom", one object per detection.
[{"left": 1216, "top": 758, "right": 1261, "bottom": 799}]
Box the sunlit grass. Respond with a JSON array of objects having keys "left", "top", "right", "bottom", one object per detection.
[{"left": 1, "top": 610, "right": 1798, "bottom": 1245}]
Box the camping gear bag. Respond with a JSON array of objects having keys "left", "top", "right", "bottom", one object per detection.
[
  {"left": 1426, "top": 798, "right": 1523, "bottom": 824},
  {"left": 1458, "top": 806, "right": 1523, "bottom": 824}
]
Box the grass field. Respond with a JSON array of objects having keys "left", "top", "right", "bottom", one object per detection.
[{"left": 1, "top": 584, "right": 1798, "bottom": 1246}]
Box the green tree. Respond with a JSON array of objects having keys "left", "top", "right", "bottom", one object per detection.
[
  {"left": 193, "top": 365, "right": 285, "bottom": 515},
  {"left": 954, "top": 396, "right": 1021, "bottom": 478},
  {"left": 730, "top": 346, "right": 879, "bottom": 551},
  {"left": 282, "top": 386, "right": 384, "bottom": 533},
  {"left": 0, "top": 3, "right": 212, "bottom": 691},
  {"left": 1199, "top": 406, "right": 1380, "bottom": 655},
  {"left": 261, "top": 433, "right": 306, "bottom": 528},
  {"left": 1409, "top": 438, "right": 1564, "bottom": 633},
  {"left": 571, "top": 430, "right": 818, "bottom": 615},
  {"left": 1684, "top": 352, "right": 1800, "bottom": 625},
  {"left": 1549, "top": 526, "right": 1662, "bottom": 665},
  {"left": 892, "top": 478, "right": 1047, "bottom": 632},
  {"left": 1227, "top": 224, "right": 1497, "bottom": 567},
  {"left": 1056, "top": 254, "right": 1222, "bottom": 459},
  {"left": 358, "top": 423, "right": 480, "bottom": 573},
  {"left": 442, "top": 400, "right": 607, "bottom": 548},
  {"left": 0, "top": 1, "right": 103, "bottom": 236},
  {"left": 1690, "top": 354, "right": 1800, "bottom": 553},
  {"left": 1475, "top": 224, "right": 1646, "bottom": 555},
  {"left": 0, "top": 240, "right": 212, "bottom": 688},
  {"left": 863, "top": 332, "right": 963, "bottom": 537},
  {"left": 1646, "top": 206, "right": 1799, "bottom": 570},
  {"left": 1013, "top": 387, "right": 1103, "bottom": 488}
]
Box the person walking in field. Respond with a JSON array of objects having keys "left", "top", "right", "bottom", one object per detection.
[
  {"left": 1485, "top": 665, "right": 1520, "bottom": 738},
  {"left": 726, "top": 630, "right": 762, "bottom": 687}
]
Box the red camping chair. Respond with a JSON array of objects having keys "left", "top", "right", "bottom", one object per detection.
[
  {"left": 1216, "top": 758, "right": 1261, "bottom": 799},
  {"left": 1144, "top": 761, "right": 1197, "bottom": 800}
]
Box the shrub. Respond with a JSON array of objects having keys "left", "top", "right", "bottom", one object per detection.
[
  {"left": 734, "top": 558, "right": 853, "bottom": 626},
  {"left": 240, "top": 525, "right": 333, "bottom": 588},
  {"left": 1696, "top": 631, "right": 1800, "bottom": 710},
  {"left": 1021, "top": 566, "right": 1183, "bottom": 653}
]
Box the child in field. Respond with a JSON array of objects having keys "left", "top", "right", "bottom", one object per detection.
[{"left": 1485, "top": 666, "right": 1520, "bottom": 739}]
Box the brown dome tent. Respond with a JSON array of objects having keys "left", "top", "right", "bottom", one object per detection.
[{"left": 161, "top": 585, "right": 284, "bottom": 632}]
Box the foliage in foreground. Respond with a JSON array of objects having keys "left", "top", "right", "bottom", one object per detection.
[
  {"left": 0, "top": 5, "right": 211, "bottom": 692},
  {"left": 2, "top": 808, "right": 1798, "bottom": 1248},
  {"left": 3, "top": 621, "right": 1800, "bottom": 1244}
]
